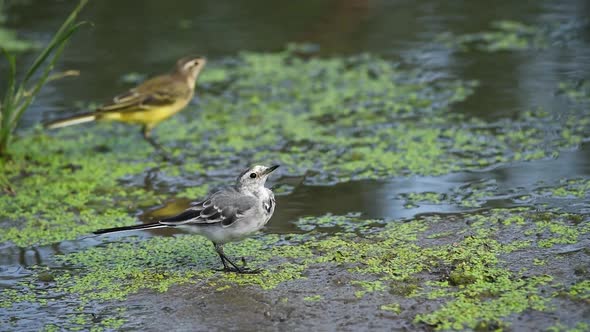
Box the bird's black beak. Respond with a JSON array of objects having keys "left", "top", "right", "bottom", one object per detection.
[{"left": 263, "top": 165, "right": 280, "bottom": 175}]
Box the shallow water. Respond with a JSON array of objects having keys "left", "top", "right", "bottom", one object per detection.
[
  {"left": 1, "top": 142, "right": 588, "bottom": 269},
  {"left": 1, "top": 0, "right": 590, "bottom": 330}
]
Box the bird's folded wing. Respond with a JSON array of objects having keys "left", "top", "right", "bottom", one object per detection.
[
  {"left": 99, "top": 76, "right": 185, "bottom": 113},
  {"left": 112, "top": 89, "right": 140, "bottom": 104},
  {"left": 160, "top": 188, "right": 257, "bottom": 227},
  {"left": 99, "top": 90, "right": 177, "bottom": 113}
]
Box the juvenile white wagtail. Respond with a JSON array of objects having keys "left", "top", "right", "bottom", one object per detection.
[{"left": 94, "top": 165, "right": 279, "bottom": 273}]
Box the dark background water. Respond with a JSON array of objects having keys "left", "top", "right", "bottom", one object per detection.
[
  {"left": 4, "top": 0, "right": 589, "bottom": 124},
  {"left": 1, "top": 0, "right": 590, "bottom": 264}
]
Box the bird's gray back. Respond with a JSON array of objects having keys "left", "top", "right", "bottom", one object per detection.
[{"left": 160, "top": 187, "right": 257, "bottom": 227}]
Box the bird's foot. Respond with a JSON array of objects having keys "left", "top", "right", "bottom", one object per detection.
[{"left": 215, "top": 266, "right": 261, "bottom": 274}]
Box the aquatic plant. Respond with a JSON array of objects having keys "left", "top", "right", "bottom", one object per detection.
[
  {"left": 437, "top": 20, "right": 588, "bottom": 52},
  {"left": 2, "top": 208, "right": 588, "bottom": 330},
  {"left": 0, "top": 0, "right": 87, "bottom": 156}
]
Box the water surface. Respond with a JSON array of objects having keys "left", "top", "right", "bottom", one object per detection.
[{"left": 1, "top": 0, "right": 589, "bottom": 330}]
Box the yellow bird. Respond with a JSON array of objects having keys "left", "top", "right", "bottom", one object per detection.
[{"left": 46, "top": 56, "right": 207, "bottom": 151}]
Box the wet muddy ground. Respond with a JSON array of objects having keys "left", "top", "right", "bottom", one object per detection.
[{"left": 1, "top": 0, "right": 590, "bottom": 331}]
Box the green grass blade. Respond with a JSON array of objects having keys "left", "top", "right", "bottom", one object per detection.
[
  {"left": 22, "top": 0, "right": 88, "bottom": 84},
  {"left": 27, "top": 21, "right": 87, "bottom": 96},
  {"left": 11, "top": 21, "right": 85, "bottom": 126},
  {"left": 0, "top": 48, "right": 16, "bottom": 133},
  {"left": 1, "top": 49, "right": 16, "bottom": 111},
  {"left": 0, "top": 0, "right": 87, "bottom": 155}
]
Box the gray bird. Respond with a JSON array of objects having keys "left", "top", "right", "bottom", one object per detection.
[{"left": 94, "top": 165, "right": 279, "bottom": 273}]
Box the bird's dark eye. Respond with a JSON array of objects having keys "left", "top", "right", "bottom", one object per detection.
[{"left": 249, "top": 173, "right": 257, "bottom": 178}]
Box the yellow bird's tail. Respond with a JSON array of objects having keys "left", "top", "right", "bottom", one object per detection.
[{"left": 45, "top": 112, "right": 97, "bottom": 129}]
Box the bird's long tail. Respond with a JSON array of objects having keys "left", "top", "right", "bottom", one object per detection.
[
  {"left": 93, "top": 222, "right": 168, "bottom": 235},
  {"left": 45, "top": 112, "right": 97, "bottom": 129}
]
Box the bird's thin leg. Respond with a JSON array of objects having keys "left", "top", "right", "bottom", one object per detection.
[
  {"left": 213, "top": 242, "right": 230, "bottom": 270},
  {"left": 142, "top": 125, "right": 159, "bottom": 148},
  {"left": 219, "top": 254, "right": 230, "bottom": 271},
  {"left": 141, "top": 126, "right": 175, "bottom": 162},
  {"left": 213, "top": 243, "right": 260, "bottom": 274},
  {"left": 214, "top": 243, "right": 243, "bottom": 273}
]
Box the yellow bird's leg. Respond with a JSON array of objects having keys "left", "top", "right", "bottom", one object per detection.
[
  {"left": 141, "top": 125, "right": 177, "bottom": 163},
  {"left": 141, "top": 124, "right": 160, "bottom": 149}
]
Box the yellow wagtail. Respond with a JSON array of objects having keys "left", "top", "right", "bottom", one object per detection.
[{"left": 46, "top": 56, "right": 207, "bottom": 151}]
